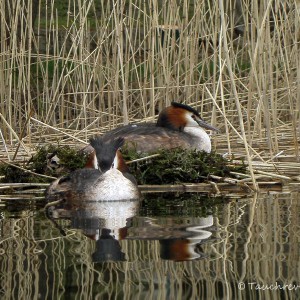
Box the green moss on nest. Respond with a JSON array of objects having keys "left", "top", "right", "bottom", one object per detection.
[
  {"left": 0, "top": 145, "right": 86, "bottom": 183},
  {"left": 122, "top": 147, "right": 246, "bottom": 185},
  {"left": 0, "top": 164, "right": 38, "bottom": 184},
  {"left": 0, "top": 144, "right": 246, "bottom": 185},
  {"left": 28, "top": 144, "right": 86, "bottom": 174}
]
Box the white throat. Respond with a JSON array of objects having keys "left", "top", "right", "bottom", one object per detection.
[{"left": 183, "top": 126, "right": 212, "bottom": 153}]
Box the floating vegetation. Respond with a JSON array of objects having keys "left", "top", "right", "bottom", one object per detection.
[{"left": 122, "top": 147, "right": 246, "bottom": 185}]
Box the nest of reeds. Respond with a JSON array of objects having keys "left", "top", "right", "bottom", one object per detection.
[
  {"left": 0, "top": 145, "right": 246, "bottom": 185},
  {"left": 121, "top": 147, "right": 246, "bottom": 185}
]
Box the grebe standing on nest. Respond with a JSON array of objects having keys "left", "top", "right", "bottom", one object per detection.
[
  {"left": 101, "top": 102, "right": 218, "bottom": 153},
  {"left": 45, "top": 136, "right": 140, "bottom": 203}
]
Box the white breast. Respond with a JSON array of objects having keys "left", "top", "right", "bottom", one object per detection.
[
  {"left": 183, "top": 127, "right": 212, "bottom": 153},
  {"left": 92, "top": 169, "right": 140, "bottom": 201}
]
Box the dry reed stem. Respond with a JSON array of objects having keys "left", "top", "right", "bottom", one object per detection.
[
  {"left": 253, "top": 169, "right": 292, "bottom": 181},
  {"left": 0, "top": 129, "right": 10, "bottom": 160},
  {"left": 126, "top": 153, "right": 160, "bottom": 164},
  {"left": 30, "top": 117, "right": 88, "bottom": 144},
  {"left": 0, "top": 113, "right": 30, "bottom": 156},
  {"left": 0, "top": 182, "right": 49, "bottom": 189}
]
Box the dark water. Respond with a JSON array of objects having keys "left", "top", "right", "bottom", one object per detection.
[{"left": 0, "top": 191, "right": 299, "bottom": 299}]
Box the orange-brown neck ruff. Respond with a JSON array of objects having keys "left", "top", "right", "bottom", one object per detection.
[
  {"left": 115, "top": 150, "right": 130, "bottom": 173},
  {"left": 156, "top": 106, "right": 187, "bottom": 131},
  {"left": 85, "top": 150, "right": 98, "bottom": 169},
  {"left": 115, "top": 150, "right": 137, "bottom": 184}
]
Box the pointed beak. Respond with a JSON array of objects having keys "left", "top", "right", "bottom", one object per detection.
[{"left": 196, "top": 118, "right": 219, "bottom": 132}]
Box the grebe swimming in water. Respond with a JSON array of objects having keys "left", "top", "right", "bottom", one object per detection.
[
  {"left": 45, "top": 136, "right": 140, "bottom": 202},
  {"left": 101, "top": 102, "right": 218, "bottom": 153}
]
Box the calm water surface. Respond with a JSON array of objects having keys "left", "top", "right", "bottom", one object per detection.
[{"left": 0, "top": 191, "right": 299, "bottom": 299}]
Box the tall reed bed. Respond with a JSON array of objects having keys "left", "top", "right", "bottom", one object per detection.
[{"left": 0, "top": 1, "right": 299, "bottom": 165}]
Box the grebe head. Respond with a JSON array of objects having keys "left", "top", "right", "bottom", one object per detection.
[
  {"left": 85, "top": 136, "right": 136, "bottom": 184},
  {"left": 157, "top": 101, "right": 218, "bottom": 132},
  {"left": 89, "top": 136, "right": 125, "bottom": 172}
]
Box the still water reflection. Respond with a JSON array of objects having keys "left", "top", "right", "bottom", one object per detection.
[{"left": 0, "top": 191, "right": 299, "bottom": 299}]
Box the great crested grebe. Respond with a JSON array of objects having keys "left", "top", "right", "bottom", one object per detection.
[
  {"left": 45, "top": 136, "right": 140, "bottom": 202},
  {"left": 101, "top": 102, "right": 218, "bottom": 153}
]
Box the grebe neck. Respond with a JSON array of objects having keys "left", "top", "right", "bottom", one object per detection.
[{"left": 183, "top": 126, "right": 212, "bottom": 152}]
